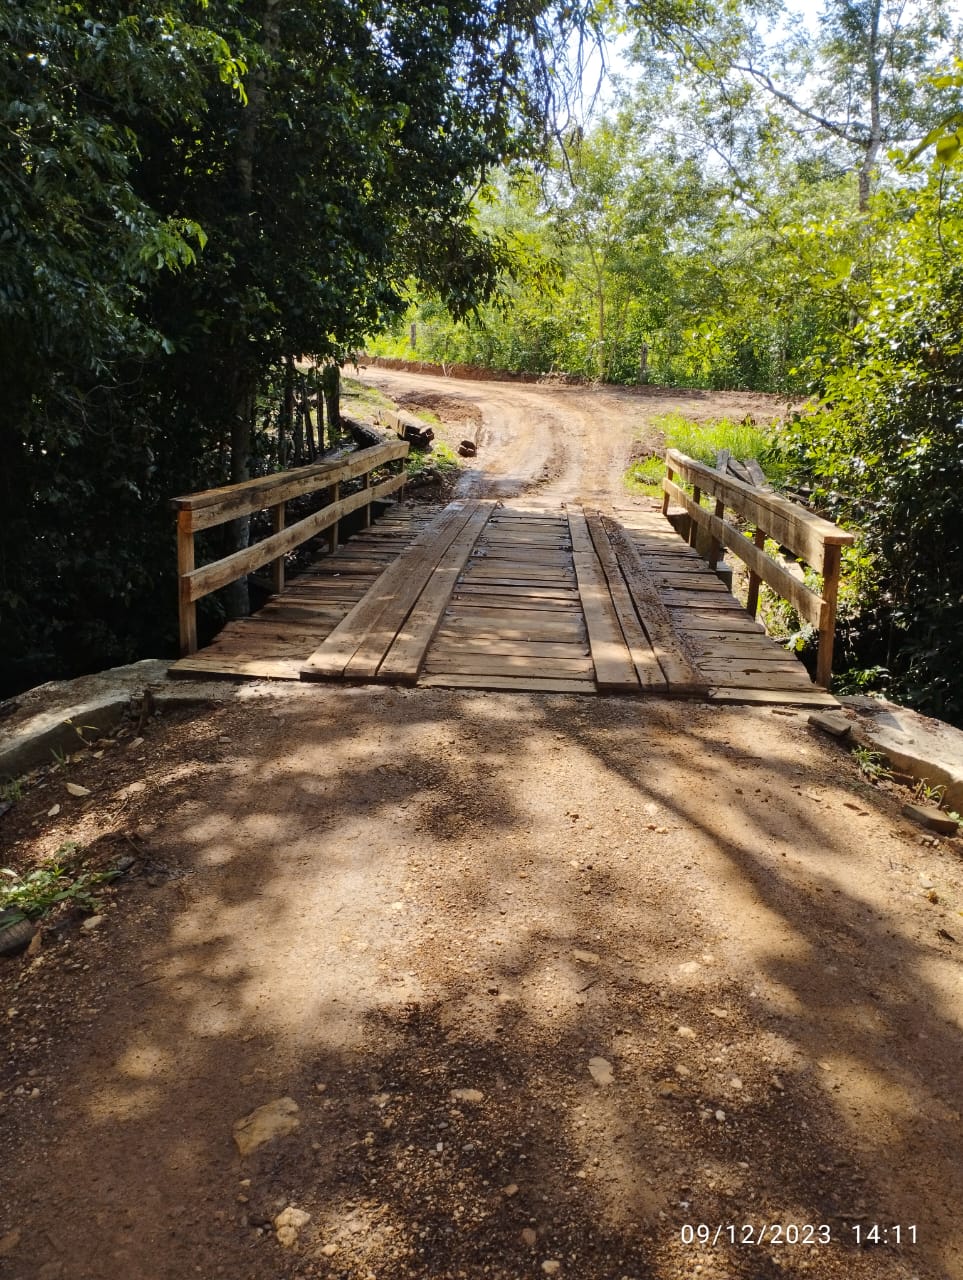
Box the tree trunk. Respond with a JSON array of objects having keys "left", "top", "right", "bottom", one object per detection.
[
  {"left": 321, "top": 363, "right": 340, "bottom": 447},
  {"left": 858, "top": 0, "right": 883, "bottom": 212},
  {"left": 223, "top": 381, "right": 254, "bottom": 618}
]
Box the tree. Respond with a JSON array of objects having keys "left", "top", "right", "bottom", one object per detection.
[{"left": 1, "top": 0, "right": 615, "bottom": 692}]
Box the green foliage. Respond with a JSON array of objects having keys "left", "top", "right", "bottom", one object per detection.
[
  {"left": 852, "top": 747, "right": 892, "bottom": 783},
  {"left": 0, "top": 0, "right": 607, "bottom": 696},
  {"left": 0, "top": 844, "right": 117, "bottom": 922},
  {"left": 783, "top": 169, "right": 963, "bottom": 719}
]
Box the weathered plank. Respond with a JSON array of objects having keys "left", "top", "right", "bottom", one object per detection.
[
  {"left": 376, "top": 502, "right": 496, "bottom": 683},
  {"left": 419, "top": 674, "right": 596, "bottom": 694},
  {"left": 599, "top": 513, "right": 707, "bottom": 694},
  {"left": 583, "top": 512, "right": 667, "bottom": 692},
  {"left": 567, "top": 509, "right": 639, "bottom": 692},
  {"left": 300, "top": 502, "right": 482, "bottom": 679}
]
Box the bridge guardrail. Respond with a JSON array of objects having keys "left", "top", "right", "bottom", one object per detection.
[
  {"left": 662, "top": 448, "right": 855, "bottom": 687},
  {"left": 171, "top": 439, "right": 409, "bottom": 655}
]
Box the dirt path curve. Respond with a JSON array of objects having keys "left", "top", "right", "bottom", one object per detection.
[
  {"left": 1, "top": 374, "right": 962, "bottom": 1280},
  {"left": 360, "top": 367, "right": 790, "bottom": 501}
]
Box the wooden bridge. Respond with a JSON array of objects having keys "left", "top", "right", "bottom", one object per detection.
[{"left": 169, "top": 440, "right": 850, "bottom": 708}]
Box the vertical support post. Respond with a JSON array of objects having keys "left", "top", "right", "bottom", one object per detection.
[
  {"left": 688, "top": 486, "right": 702, "bottom": 547},
  {"left": 816, "top": 542, "right": 842, "bottom": 688},
  {"left": 176, "top": 508, "right": 198, "bottom": 655},
  {"left": 362, "top": 469, "right": 371, "bottom": 528},
  {"left": 270, "top": 501, "right": 286, "bottom": 594},
  {"left": 707, "top": 497, "right": 725, "bottom": 568},
  {"left": 328, "top": 481, "right": 340, "bottom": 552},
  {"left": 661, "top": 465, "right": 674, "bottom": 516},
  {"left": 398, "top": 454, "right": 407, "bottom": 503},
  {"left": 746, "top": 527, "right": 766, "bottom": 618}
]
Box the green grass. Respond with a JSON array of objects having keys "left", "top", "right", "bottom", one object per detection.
[
  {"left": 341, "top": 376, "right": 394, "bottom": 412},
  {"left": 624, "top": 455, "right": 666, "bottom": 498},
  {"left": 407, "top": 440, "right": 461, "bottom": 479},
  {"left": 653, "top": 412, "right": 786, "bottom": 480}
]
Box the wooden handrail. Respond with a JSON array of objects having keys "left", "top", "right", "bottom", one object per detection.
[
  {"left": 661, "top": 448, "right": 854, "bottom": 688},
  {"left": 172, "top": 439, "right": 409, "bottom": 655}
]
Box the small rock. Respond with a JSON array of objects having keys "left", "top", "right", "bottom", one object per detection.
[
  {"left": 129, "top": 736, "right": 145, "bottom": 748},
  {"left": 542, "top": 1261, "right": 561, "bottom": 1275},
  {"left": 233, "top": 1097, "right": 300, "bottom": 1157},
  {"left": 715, "top": 1109, "right": 726, "bottom": 1123},
  {"left": 451, "top": 1088, "right": 484, "bottom": 1103},
  {"left": 588, "top": 1056, "right": 614, "bottom": 1086},
  {"left": 47, "top": 804, "right": 60, "bottom": 818},
  {"left": 656, "top": 1079, "right": 682, "bottom": 1099},
  {"left": 274, "top": 1206, "right": 311, "bottom": 1249},
  {"left": 82, "top": 915, "right": 104, "bottom": 932},
  {"left": 120, "top": 781, "right": 146, "bottom": 797},
  {"left": 65, "top": 782, "right": 91, "bottom": 797},
  {"left": 521, "top": 1227, "right": 537, "bottom": 1247},
  {"left": 919, "top": 873, "right": 935, "bottom": 889},
  {"left": 321, "top": 1243, "right": 337, "bottom": 1256},
  {"left": 0, "top": 1229, "right": 21, "bottom": 1257},
  {"left": 677, "top": 1026, "right": 697, "bottom": 1040},
  {"left": 902, "top": 803, "right": 959, "bottom": 835},
  {"left": 572, "top": 949, "right": 600, "bottom": 965},
  {"left": 808, "top": 711, "right": 852, "bottom": 738},
  {"left": 277, "top": 1209, "right": 310, "bottom": 1227},
  {"left": 503, "top": 1183, "right": 519, "bottom": 1197},
  {"left": 678, "top": 961, "right": 700, "bottom": 974}
]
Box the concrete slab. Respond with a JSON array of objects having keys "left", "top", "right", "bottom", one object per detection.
[
  {"left": 842, "top": 695, "right": 963, "bottom": 814},
  {"left": 0, "top": 660, "right": 231, "bottom": 781}
]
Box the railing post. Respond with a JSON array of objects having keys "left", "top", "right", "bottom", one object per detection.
[
  {"left": 328, "top": 481, "right": 340, "bottom": 552},
  {"left": 688, "top": 485, "right": 702, "bottom": 547},
  {"left": 746, "top": 527, "right": 766, "bottom": 618},
  {"left": 270, "top": 501, "right": 286, "bottom": 594},
  {"left": 661, "top": 465, "right": 674, "bottom": 516},
  {"left": 707, "top": 497, "right": 725, "bottom": 567},
  {"left": 176, "top": 508, "right": 198, "bottom": 655},
  {"left": 362, "top": 470, "right": 371, "bottom": 529},
  {"left": 816, "top": 542, "right": 842, "bottom": 688}
]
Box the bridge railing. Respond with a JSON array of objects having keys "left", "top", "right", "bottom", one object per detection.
[
  {"left": 661, "top": 448, "right": 855, "bottom": 687},
  {"left": 171, "top": 439, "right": 409, "bottom": 655}
]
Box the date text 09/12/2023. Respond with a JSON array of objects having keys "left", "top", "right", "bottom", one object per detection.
[{"left": 680, "top": 1223, "right": 918, "bottom": 1247}]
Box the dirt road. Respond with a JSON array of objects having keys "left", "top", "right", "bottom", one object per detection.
[
  {"left": 360, "top": 366, "right": 790, "bottom": 501},
  {"left": 1, "top": 374, "right": 962, "bottom": 1280}
]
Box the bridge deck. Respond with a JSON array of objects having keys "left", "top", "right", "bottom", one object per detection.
[{"left": 170, "top": 499, "right": 838, "bottom": 707}]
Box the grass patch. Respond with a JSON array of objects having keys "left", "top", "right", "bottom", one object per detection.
[
  {"left": 407, "top": 440, "right": 461, "bottom": 480},
  {"left": 341, "top": 376, "right": 394, "bottom": 412},
  {"left": 624, "top": 455, "right": 665, "bottom": 498},
  {"left": 654, "top": 412, "right": 786, "bottom": 481}
]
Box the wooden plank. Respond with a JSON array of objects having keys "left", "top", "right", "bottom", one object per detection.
[
  {"left": 418, "top": 674, "right": 596, "bottom": 694},
  {"left": 663, "top": 448, "right": 854, "bottom": 571},
  {"left": 708, "top": 687, "right": 840, "bottom": 708},
  {"left": 567, "top": 509, "right": 639, "bottom": 692},
  {"left": 376, "top": 503, "right": 496, "bottom": 683},
  {"left": 599, "top": 513, "right": 707, "bottom": 693},
  {"left": 169, "top": 656, "right": 303, "bottom": 680},
  {"left": 667, "top": 610, "right": 766, "bottom": 633},
  {"left": 300, "top": 502, "right": 481, "bottom": 679},
  {"left": 583, "top": 513, "right": 667, "bottom": 692},
  {"left": 454, "top": 583, "right": 578, "bottom": 600},
  {"left": 424, "top": 654, "right": 595, "bottom": 677},
  {"left": 187, "top": 471, "right": 407, "bottom": 602},
  {"left": 433, "top": 637, "right": 590, "bottom": 659},
  {"left": 172, "top": 440, "right": 409, "bottom": 529}
]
